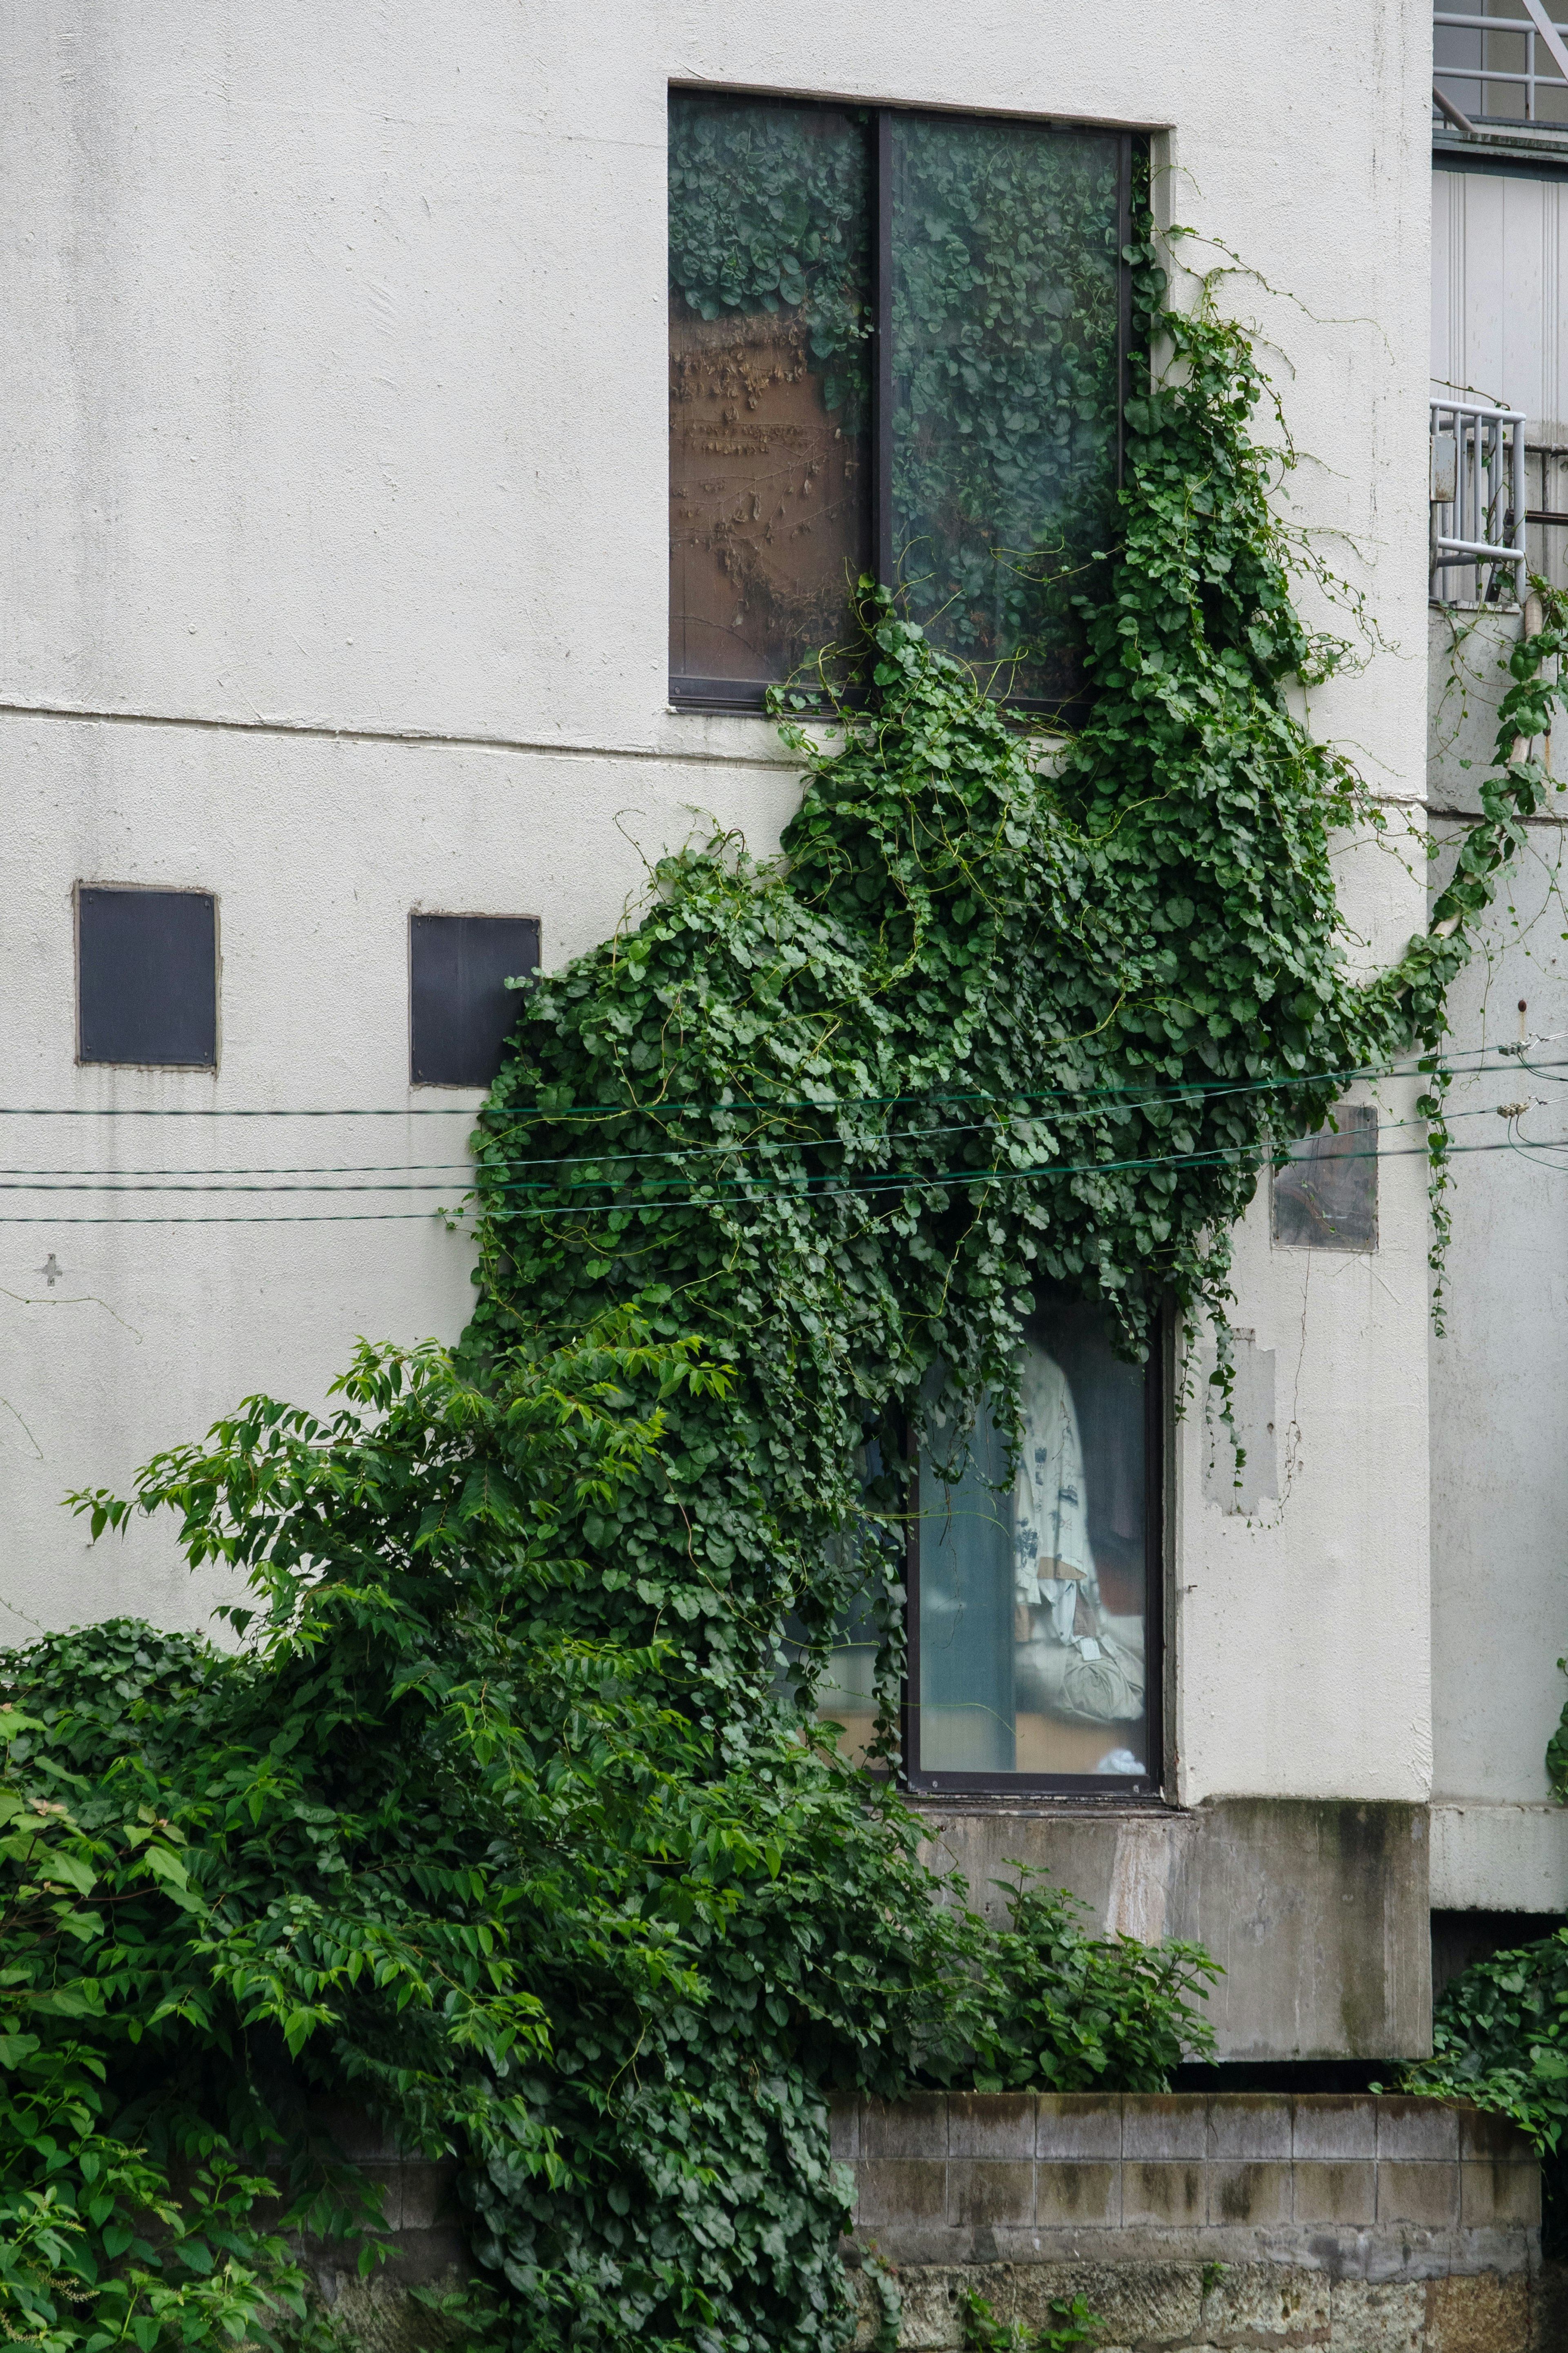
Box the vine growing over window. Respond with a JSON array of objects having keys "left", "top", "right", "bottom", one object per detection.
[{"left": 0, "top": 223, "right": 1558, "bottom": 2353}]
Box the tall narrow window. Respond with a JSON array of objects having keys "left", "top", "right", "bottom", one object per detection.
[
  {"left": 888, "top": 116, "right": 1124, "bottom": 704},
  {"left": 906, "top": 1300, "right": 1159, "bottom": 1793},
  {"left": 669, "top": 93, "right": 1135, "bottom": 712},
  {"left": 668, "top": 93, "right": 873, "bottom": 704}
]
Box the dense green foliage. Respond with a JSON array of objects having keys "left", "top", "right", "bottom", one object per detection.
[
  {"left": 1, "top": 1332, "right": 1214, "bottom": 2353},
  {"left": 1404, "top": 1931, "right": 1568, "bottom": 2155},
  {"left": 5, "top": 223, "right": 1562, "bottom": 2353}
]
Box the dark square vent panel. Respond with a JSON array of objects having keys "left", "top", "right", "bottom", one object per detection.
[
  {"left": 78, "top": 887, "right": 217, "bottom": 1068},
  {"left": 410, "top": 914, "right": 540, "bottom": 1087}
]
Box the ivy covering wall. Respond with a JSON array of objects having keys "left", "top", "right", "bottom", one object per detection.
[{"left": 0, "top": 221, "right": 1560, "bottom": 2353}]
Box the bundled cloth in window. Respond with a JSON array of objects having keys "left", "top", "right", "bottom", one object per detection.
[{"left": 912, "top": 1301, "right": 1153, "bottom": 1786}]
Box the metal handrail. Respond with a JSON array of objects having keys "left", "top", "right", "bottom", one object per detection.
[
  {"left": 1430, "top": 395, "right": 1528, "bottom": 598},
  {"left": 1434, "top": 5, "right": 1568, "bottom": 127}
]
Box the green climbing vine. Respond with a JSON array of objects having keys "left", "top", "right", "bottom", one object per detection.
[{"left": 0, "top": 216, "right": 1559, "bottom": 2353}]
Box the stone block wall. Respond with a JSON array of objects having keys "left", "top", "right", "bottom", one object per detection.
[
  {"left": 290, "top": 2092, "right": 1551, "bottom": 2353},
  {"left": 833, "top": 2092, "right": 1546, "bottom": 2352}
]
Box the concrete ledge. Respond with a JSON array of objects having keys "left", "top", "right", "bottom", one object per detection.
[
  {"left": 837, "top": 2093, "right": 1539, "bottom": 2282},
  {"left": 1430, "top": 1801, "right": 1568, "bottom": 1911},
  {"left": 915, "top": 1799, "right": 1432, "bottom": 2061}
]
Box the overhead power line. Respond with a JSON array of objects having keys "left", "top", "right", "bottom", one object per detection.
[{"left": 0, "top": 1124, "right": 1564, "bottom": 1222}]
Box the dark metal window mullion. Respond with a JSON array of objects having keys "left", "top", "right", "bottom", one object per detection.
[{"left": 874, "top": 108, "right": 895, "bottom": 593}]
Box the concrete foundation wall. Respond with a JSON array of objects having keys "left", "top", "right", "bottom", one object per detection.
[
  {"left": 918, "top": 1800, "right": 1432, "bottom": 2062},
  {"left": 835, "top": 2093, "right": 1541, "bottom": 2353},
  {"left": 295, "top": 2094, "right": 1546, "bottom": 2353}
]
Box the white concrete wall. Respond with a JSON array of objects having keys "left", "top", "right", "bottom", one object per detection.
[
  {"left": 0, "top": 3, "right": 1436, "bottom": 1821},
  {"left": 1425, "top": 606, "right": 1568, "bottom": 1907}
]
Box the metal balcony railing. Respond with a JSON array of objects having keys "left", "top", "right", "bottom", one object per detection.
[
  {"left": 1430, "top": 396, "right": 1528, "bottom": 600},
  {"left": 1434, "top": 4, "right": 1568, "bottom": 131}
]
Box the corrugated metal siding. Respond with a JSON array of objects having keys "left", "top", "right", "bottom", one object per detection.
[{"left": 1433, "top": 166, "right": 1568, "bottom": 586}]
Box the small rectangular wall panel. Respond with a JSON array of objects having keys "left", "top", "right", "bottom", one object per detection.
[
  {"left": 409, "top": 913, "right": 540, "bottom": 1088},
  {"left": 77, "top": 886, "right": 217, "bottom": 1068}
]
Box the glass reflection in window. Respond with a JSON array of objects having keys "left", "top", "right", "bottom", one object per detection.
[{"left": 913, "top": 1301, "right": 1152, "bottom": 1784}]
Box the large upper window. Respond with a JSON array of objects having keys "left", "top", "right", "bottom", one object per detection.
[
  {"left": 668, "top": 92, "right": 1136, "bottom": 713},
  {"left": 905, "top": 1301, "right": 1159, "bottom": 1794}
]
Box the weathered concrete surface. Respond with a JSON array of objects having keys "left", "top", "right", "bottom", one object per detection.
[
  {"left": 1430, "top": 1803, "right": 1568, "bottom": 1915},
  {"left": 837, "top": 2093, "right": 1544, "bottom": 2350},
  {"left": 845, "top": 2261, "right": 1541, "bottom": 2351},
  {"left": 915, "top": 1799, "right": 1432, "bottom": 2060},
  {"left": 835, "top": 2093, "right": 1538, "bottom": 2276}
]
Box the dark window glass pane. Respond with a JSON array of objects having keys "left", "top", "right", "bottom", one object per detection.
[
  {"left": 78, "top": 887, "right": 216, "bottom": 1068},
  {"left": 889, "top": 117, "right": 1123, "bottom": 706},
  {"left": 915, "top": 1302, "right": 1150, "bottom": 1782},
  {"left": 410, "top": 914, "right": 539, "bottom": 1088},
  {"left": 669, "top": 92, "right": 872, "bottom": 701},
  {"left": 1272, "top": 1102, "right": 1378, "bottom": 1250}
]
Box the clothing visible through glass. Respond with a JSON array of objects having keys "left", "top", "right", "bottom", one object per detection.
[{"left": 915, "top": 1302, "right": 1149, "bottom": 1778}]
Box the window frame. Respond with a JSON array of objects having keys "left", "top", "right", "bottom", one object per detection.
[
  {"left": 668, "top": 91, "right": 1140, "bottom": 717},
  {"left": 900, "top": 1305, "right": 1167, "bottom": 1799}
]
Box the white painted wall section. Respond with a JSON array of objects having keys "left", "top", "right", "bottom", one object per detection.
[
  {"left": 1426, "top": 608, "right": 1568, "bottom": 1888},
  {"left": 0, "top": 2, "right": 1437, "bottom": 1824}
]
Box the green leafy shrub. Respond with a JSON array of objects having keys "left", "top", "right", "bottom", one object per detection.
[
  {"left": 975, "top": 1879, "right": 1218, "bottom": 2091},
  {"left": 1403, "top": 1931, "right": 1568, "bottom": 2153},
  {"left": 0, "top": 1322, "right": 1214, "bottom": 2353}
]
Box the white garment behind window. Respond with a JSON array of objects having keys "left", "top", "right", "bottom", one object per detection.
[
  {"left": 1011, "top": 1338, "right": 1145, "bottom": 1727},
  {"left": 1011, "top": 1341, "right": 1094, "bottom": 1603}
]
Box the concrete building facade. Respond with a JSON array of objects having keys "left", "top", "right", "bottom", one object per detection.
[{"left": 5, "top": 0, "right": 1559, "bottom": 2061}]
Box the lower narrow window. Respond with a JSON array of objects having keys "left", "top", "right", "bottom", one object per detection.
[{"left": 907, "top": 1300, "right": 1159, "bottom": 1793}]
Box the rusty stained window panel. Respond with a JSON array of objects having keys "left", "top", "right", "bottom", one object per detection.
[
  {"left": 668, "top": 94, "right": 873, "bottom": 706},
  {"left": 1271, "top": 1102, "right": 1379, "bottom": 1251},
  {"left": 668, "top": 94, "right": 1136, "bottom": 714}
]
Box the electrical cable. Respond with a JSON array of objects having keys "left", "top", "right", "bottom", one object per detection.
[
  {"left": 0, "top": 1034, "right": 1523, "bottom": 1129},
  {"left": 0, "top": 1059, "right": 1554, "bottom": 1193},
  {"left": 0, "top": 1127, "right": 1560, "bottom": 1222},
  {"left": 0, "top": 1078, "right": 1547, "bottom": 1199}
]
